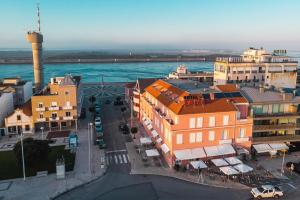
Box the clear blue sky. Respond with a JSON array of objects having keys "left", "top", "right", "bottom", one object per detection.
[{"left": 1, "top": 0, "right": 300, "bottom": 50}]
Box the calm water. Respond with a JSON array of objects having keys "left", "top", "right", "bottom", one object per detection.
[{"left": 0, "top": 62, "right": 213, "bottom": 83}]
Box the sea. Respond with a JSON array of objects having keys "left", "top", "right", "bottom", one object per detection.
[{"left": 0, "top": 62, "right": 213, "bottom": 83}]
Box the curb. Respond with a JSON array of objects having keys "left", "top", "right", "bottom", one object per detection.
[{"left": 130, "top": 171, "right": 250, "bottom": 190}]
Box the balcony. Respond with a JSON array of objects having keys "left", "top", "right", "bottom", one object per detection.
[
  {"left": 133, "top": 97, "right": 139, "bottom": 104},
  {"left": 36, "top": 107, "right": 45, "bottom": 111},
  {"left": 252, "top": 135, "right": 300, "bottom": 144},
  {"left": 133, "top": 105, "right": 139, "bottom": 112},
  {"left": 219, "top": 139, "right": 232, "bottom": 145},
  {"left": 253, "top": 112, "right": 300, "bottom": 119},
  {"left": 63, "top": 116, "right": 74, "bottom": 120},
  {"left": 235, "top": 137, "right": 249, "bottom": 143},
  {"left": 48, "top": 106, "right": 60, "bottom": 111},
  {"left": 63, "top": 105, "right": 73, "bottom": 110},
  {"left": 50, "top": 117, "right": 59, "bottom": 121},
  {"left": 253, "top": 123, "right": 298, "bottom": 132},
  {"left": 36, "top": 118, "right": 46, "bottom": 122}
]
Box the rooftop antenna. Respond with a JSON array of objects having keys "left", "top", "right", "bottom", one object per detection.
[{"left": 37, "top": 3, "right": 41, "bottom": 32}]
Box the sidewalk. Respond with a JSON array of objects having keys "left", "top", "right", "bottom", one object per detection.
[{"left": 0, "top": 115, "right": 106, "bottom": 200}]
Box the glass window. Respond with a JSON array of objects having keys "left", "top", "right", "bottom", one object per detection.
[
  {"left": 279, "top": 104, "right": 284, "bottom": 113},
  {"left": 253, "top": 105, "right": 263, "bottom": 114},
  {"left": 273, "top": 104, "right": 279, "bottom": 113},
  {"left": 262, "top": 105, "right": 268, "bottom": 113},
  {"left": 240, "top": 128, "right": 245, "bottom": 138},
  {"left": 221, "top": 130, "right": 228, "bottom": 140},
  {"left": 17, "top": 115, "right": 21, "bottom": 121},
  {"left": 209, "top": 131, "right": 215, "bottom": 141},
  {"left": 196, "top": 132, "right": 202, "bottom": 142},
  {"left": 196, "top": 117, "right": 203, "bottom": 128},
  {"left": 38, "top": 103, "right": 43, "bottom": 108},
  {"left": 209, "top": 116, "right": 215, "bottom": 127},
  {"left": 66, "top": 112, "right": 71, "bottom": 117},
  {"left": 223, "top": 115, "right": 229, "bottom": 125},
  {"left": 190, "top": 118, "right": 195, "bottom": 128},
  {"left": 176, "top": 134, "right": 183, "bottom": 144},
  {"left": 190, "top": 133, "right": 196, "bottom": 143}
]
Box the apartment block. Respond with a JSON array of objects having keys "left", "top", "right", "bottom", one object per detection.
[
  {"left": 214, "top": 48, "right": 298, "bottom": 89},
  {"left": 0, "top": 92, "right": 14, "bottom": 128},
  {"left": 140, "top": 79, "right": 252, "bottom": 166},
  {"left": 31, "top": 74, "right": 83, "bottom": 131}
]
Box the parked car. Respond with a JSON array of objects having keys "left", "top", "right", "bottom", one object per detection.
[
  {"left": 95, "top": 117, "right": 102, "bottom": 126},
  {"left": 119, "top": 122, "right": 129, "bottom": 134},
  {"left": 251, "top": 185, "right": 283, "bottom": 199},
  {"left": 95, "top": 124, "right": 103, "bottom": 134},
  {"left": 98, "top": 139, "right": 107, "bottom": 149},
  {"left": 286, "top": 161, "right": 300, "bottom": 173}
]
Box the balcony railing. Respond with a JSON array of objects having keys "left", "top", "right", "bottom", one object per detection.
[
  {"left": 235, "top": 137, "right": 249, "bottom": 143},
  {"left": 63, "top": 116, "right": 74, "bottom": 120},
  {"left": 253, "top": 112, "right": 300, "bottom": 119},
  {"left": 49, "top": 106, "right": 60, "bottom": 111},
  {"left": 253, "top": 123, "right": 298, "bottom": 132},
  {"left": 36, "top": 107, "right": 45, "bottom": 111},
  {"left": 252, "top": 135, "right": 300, "bottom": 143},
  {"left": 63, "top": 106, "right": 73, "bottom": 110},
  {"left": 219, "top": 139, "right": 232, "bottom": 145},
  {"left": 50, "top": 117, "right": 59, "bottom": 121},
  {"left": 36, "top": 118, "right": 46, "bottom": 122}
]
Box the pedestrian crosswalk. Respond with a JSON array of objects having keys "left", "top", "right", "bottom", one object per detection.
[{"left": 105, "top": 150, "right": 130, "bottom": 166}]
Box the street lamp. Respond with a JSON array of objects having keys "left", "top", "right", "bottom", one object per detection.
[
  {"left": 40, "top": 126, "right": 44, "bottom": 140},
  {"left": 88, "top": 122, "right": 93, "bottom": 176},
  {"left": 281, "top": 149, "right": 286, "bottom": 176},
  {"left": 19, "top": 129, "right": 26, "bottom": 181}
]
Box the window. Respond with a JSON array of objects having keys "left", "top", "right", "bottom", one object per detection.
[
  {"left": 223, "top": 115, "right": 229, "bottom": 125},
  {"left": 190, "top": 133, "right": 196, "bottom": 143},
  {"left": 209, "top": 131, "right": 215, "bottom": 141},
  {"left": 52, "top": 113, "right": 57, "bottom": 119},
  {"left": 17, "top": 115, "right": 21, "bottom": 121},
  {"left": 196, "top": 132, "right": 202, "bottom": 142},
  {"left": 189, "top": 118, "right": 196, "bottom": 128},
  {"left": 221, "top": 130, "right": 228, "bottom": 140},
  {"left": 240, "top": 128, "right": 245, "bottom": 138},
  {"left": 39, "top": 113, "right": 44, "bottom": 118},
  {"left": 66, "top": 112, "right": 71, "bottom": 117},
  {"left": 209, "top": 116, "right": 215, "bottom": 127},
  {"left": 38, "top": 103, "right": 43, "bottom": 108},
  {"left": 51, "top": 102, "right": 57, "bottom": 107},
  {"left": 196, "top": 117, "right": 203, "bottom": 128},
  {"left": 160, "top": 123, "right": 163, "bottom": 133},
  {"left": 176, "top": 134, "right": 183, "bottom": 144},
  {"left": 65, "top": 91, "right": 69, "bottom": 95},
  {"left": 25, "top": 125, "right": 30, "bottom": 131}
]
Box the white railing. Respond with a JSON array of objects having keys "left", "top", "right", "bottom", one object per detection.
[
  {"left": 49, "top": 106, "right": 59, "bottom": 111},
  {"left": 63, "top": 106, "right": 73, "bottom": 110},
  {"left": 36, "top": 118, "right": 46, "bottom": 122},
  {"left": 36, "top": 107, "right": 45, "bottom": 111},
  {"left": 50, "top": 117, "right": 59, "bottom": 121},
  {"left": 235, "top": 137, "right": 249, "bottom": 143},
  {"left": 63, "top": 116, "right": 73, "bottom": 120},
  {"left": 219, "top": 139, "right": 232, "bottom": 145}
]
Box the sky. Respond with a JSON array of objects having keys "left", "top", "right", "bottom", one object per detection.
[{"left": 1, "top": 0, "right": 300, "bottom": 51}]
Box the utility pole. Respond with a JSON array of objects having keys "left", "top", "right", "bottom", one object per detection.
[{"left": 20, "top": 129, "right": 26, "bottom": 181}]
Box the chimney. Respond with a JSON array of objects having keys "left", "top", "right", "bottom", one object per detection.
[
  {"left": 210, "top": 93, "right": 215, "bottom": 101},
  {"left": 259, "top": 84, "right": 264, "bottom": 94},
  {"left": 235, "top": 84, "right": 240, "bottom": 89}
]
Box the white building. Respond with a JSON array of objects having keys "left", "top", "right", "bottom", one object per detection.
[
  {"left": 0, "top": 92, "right": 14, "bottom": 127},
  {"left": 5, "top": 100, "right": 33, "bottom": 135},
  {"left": 214, "top": 48, "right": 298, "bottom": 89},
  {"left": 168, "top": 65, "right": 213, "bottom": 83}
]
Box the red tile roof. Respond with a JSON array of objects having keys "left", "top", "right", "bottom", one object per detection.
[{"left": 216, "top": 84, "right": 239, "bottom": 93}]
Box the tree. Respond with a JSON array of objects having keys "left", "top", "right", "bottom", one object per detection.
[
  {"left": 131, "top": 127, "right": 138, "bottom": 139},
  {"left": 89, "top": 96, "right": 96, "bottom": 103},
  {"left": 13, "top": 138, "right": 50, "bottom": 167}
]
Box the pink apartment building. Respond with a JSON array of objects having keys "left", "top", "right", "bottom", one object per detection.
[{"left": 140, "top": 79, "right": 253, "bottom": 167}]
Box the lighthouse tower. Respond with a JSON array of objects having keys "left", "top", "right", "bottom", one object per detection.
[{"left": 26, "top": 3, "right": 44, "bottom": 92}]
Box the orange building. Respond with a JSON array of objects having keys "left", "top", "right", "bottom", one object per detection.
[
  {"left": 140, "top": 79, "right": 253, "bottom": 166},
  {"left": 31, "top": 74, "right": 83, "bottom": 131}
]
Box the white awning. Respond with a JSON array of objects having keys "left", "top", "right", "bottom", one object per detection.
[
  {"left": 253, "top": 144, "right": 272, "bottom": 153},
  {"left": 145, "top": 149, "right": 160, "bottom": 157},
  {"left": 174, "top": 148, "right": 206, "bottom": 160},
  {"left": 161, "top": 144, "right": 170, "bottom": 153},
  {"left": 204, "top": 144, "right": 235, "bottom": 157},
  {"left": 269, "top": 143, "right": 289, "bottom": 151},
  {"left": 191, "top": 148, "right": 206, "bottom": 159},
  {"left": 151, "top": 130, "right": 159, "bottom": 138},
  {"left": 234, "top": 163, "right": 253, "bottom": 173},
  {"left": 146, "top": 124, "right": 153, "bottom": 130},
  {"left": 190, "top": 160, "right": 207, "bottom": 169},
  {"left": 156, "top": 138, "right": 162, "bottom": 144},
  {"left": 224, "top": 157, "right": 242, "bottom": 165},
  {"left": 211, "top": 158, "right": 229, "bottom": 167},
  {"left": 220, "top": 166, "right": 239, "bottom": 175},
  {"left": 140, "top": 137, "right": 152, "bottom": 145}
]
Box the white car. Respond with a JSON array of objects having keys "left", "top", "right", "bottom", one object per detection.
[
  {"left": 95, "top": 117, "right": 102, "bottom": 126},
  {"left": 251, "top": 185, "right": 283, "bottom": 199}
]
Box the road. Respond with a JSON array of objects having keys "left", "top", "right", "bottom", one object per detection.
[{"left": 55, "top": 95, "right": 300, "bottom": 200}]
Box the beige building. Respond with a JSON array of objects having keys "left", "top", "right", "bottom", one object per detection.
[
  {"left": 5, "top": 100, "right": 34, "bottom": 136},
  {"left": 31, "top": 74, "right": 83, "bottom": 131},
  {"left": 214, "top": 48, "right": 298, "bottom": 89}
]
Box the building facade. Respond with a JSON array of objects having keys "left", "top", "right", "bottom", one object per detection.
[
  {"left": 214, "top": 48, "right": 298, "bottom": 89},
  {"left": 0, "top": 92, "right": 14, "bottom": 128},
  {"left": 5, "top": 100, "right": 34, "bottom": 136},
  {"left": 140, "top": 79, "right": 252, "bottom": 167},
  {"left": 168, "top": 65, "right": 213, "bottom": 83},
  {"left": 241, "top": 86, "right": 300, "bottom": 145},
  {"left": 0, "top": 78, "right": 32, "bottom": 106},
  {"left": 31, "top": 75, "right": 83, "bottom": 131}
]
